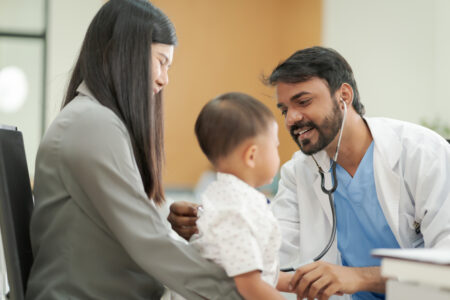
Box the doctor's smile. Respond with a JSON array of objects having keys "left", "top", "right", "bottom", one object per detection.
[{"left": 292, "top": 123, "right": 316, "bottom": 142}]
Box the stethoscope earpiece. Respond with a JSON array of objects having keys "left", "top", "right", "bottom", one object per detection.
[{"left": 340, "top": 98, "right": 347, "bottom": 109}]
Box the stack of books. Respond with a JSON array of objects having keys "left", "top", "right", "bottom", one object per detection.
[{"left": 372, "top": 248, "right": 450, "bottom": 300}]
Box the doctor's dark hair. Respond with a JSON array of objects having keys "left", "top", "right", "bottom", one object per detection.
[
  {"left": 267, "top": 46, "right": 365, "bottom": 116},
  {"left": 63, "top": 0, "right": 177, "bottom": 205},
  {"left": 195, "top": 92, "right": 275, "bottom": 165}
]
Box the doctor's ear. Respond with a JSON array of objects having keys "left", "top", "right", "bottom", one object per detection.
[
  {"left": 243, "top": 144, "right": 258, "bottom": 168},
  {"left": 338, "top": 83, "right": 354, "bottom": 109}
]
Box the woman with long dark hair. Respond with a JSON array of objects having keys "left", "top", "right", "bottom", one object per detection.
[{"left": 26, "top": 1, "right": 241, "bottom": 299}]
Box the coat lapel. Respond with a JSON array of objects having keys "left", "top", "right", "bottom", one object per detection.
[
  {"left": 306, "top": 150, "right": 334, "bottom": 226},
  {"left": 366, "top": 118, "right": 403, "bottom": 245}
]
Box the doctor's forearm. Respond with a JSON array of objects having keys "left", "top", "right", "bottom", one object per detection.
[{"left": 354, "top": 266, "right": 386, "bottom": 293}]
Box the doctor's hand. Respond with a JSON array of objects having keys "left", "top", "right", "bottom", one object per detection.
[
  {"left": 167, "top": 201, "right": 199, "bottom": 240},
  {"left": 289, "top": 261, "right": 385, "bottom": 300}
]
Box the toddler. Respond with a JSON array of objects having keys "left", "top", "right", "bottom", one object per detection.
[{"left": 190, "top": 92, "right": 293, "bottom": 299}]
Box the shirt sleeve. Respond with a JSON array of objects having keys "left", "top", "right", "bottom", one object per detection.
[
  {"left": 271, "top": 158, "right": 301, "bottom": 268},
  {"left": 58, "top": 108, "right": 242, "bottom": 300},
  {"left": 207, "top": 209, "right": 263, "bottom": 277}
]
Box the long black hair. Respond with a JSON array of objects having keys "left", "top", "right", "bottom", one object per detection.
[{"left": 63, "top": 0, "right": 177, "bottom": 204}]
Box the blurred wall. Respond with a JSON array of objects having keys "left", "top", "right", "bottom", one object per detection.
[
  {"left": 7, "top": 1, "right": 449, "bottom": 187},
  {"left": 152, "top": 0, "right": 322, "bottom": 187},
  {"left": 0, "top": 0, "right": 46, "bottom": 177},
  {"left": 0, "top": 0, "right": 103, "bottom": 178},
  {"left": 46, "top": 0, "right": 104, "bottom": 125},
  {"left": 322, "top": 0, "right": 450, "bottom": 125}
]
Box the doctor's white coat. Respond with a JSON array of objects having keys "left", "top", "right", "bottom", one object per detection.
[{"left": 272, "top": 117, "right": 450, "bottom": 299}]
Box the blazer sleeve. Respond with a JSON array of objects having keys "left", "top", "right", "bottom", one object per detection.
[{"left": 57, "top": 109, "right": 242, "bottom": 300}]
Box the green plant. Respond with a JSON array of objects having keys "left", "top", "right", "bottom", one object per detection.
[{"left": 420, "top": 117, "right": 450, "bottom": 139}]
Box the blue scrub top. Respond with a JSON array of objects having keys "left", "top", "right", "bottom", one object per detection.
[{"left": 333, "top": 142, "right": 400, "bottom": 300}]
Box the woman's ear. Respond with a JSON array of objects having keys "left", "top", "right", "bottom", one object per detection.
[{"left": 243, "top": 144, "right": 258, "bottom": 168}]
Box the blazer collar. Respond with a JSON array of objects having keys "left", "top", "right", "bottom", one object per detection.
[{"left": 76, "top": 81, "right": 96, "bottom": 101}]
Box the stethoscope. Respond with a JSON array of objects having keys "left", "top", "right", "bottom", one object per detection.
[{"left": 281, "top": 99, "right": 348, "bottom": 272}]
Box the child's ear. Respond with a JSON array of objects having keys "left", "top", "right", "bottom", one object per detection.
[{"left": 243, "top": 144, "right": 258, "bottom": 168}]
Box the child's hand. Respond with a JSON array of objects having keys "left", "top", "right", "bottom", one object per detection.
[
  {"left": 276, "top": 271, "right": 293, "bottom": 292},
  {"left": 234, "top": 271, "right": 285, "bottom": 300}
]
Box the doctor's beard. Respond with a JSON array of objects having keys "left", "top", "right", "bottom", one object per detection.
[{"left": 290, "top": 98, "right": 343, "bottom": 155}]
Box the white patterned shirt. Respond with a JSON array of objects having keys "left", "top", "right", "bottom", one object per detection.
[{"left": 190, "top": 172, "right": 281, "bottom": 286}]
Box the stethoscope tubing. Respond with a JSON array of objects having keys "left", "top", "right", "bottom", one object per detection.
[
  {"left": 280, "top": 100, "right": 347, "bottom": 273},
  {"left": 280, "top": 170, "right": 337, "bottom": 272}
]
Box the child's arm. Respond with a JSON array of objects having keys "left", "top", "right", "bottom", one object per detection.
[
  {"left": 234, "top": 271, "right": 285, "bottom": 300},
  {"left": 276, "top": 271, "right": 294, "bottom": 292}
]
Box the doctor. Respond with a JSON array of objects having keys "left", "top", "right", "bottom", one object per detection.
[{"left": 168, "top": 47, "right": 450, "bottom": 300}]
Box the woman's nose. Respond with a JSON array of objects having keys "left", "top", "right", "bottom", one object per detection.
[{"left": 156, "top": 69, "right": 169, "bottom": 88}]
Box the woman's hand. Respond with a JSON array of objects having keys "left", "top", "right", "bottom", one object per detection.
[{"left": 167, "top": 201, "right": 199, "bottom": 240}]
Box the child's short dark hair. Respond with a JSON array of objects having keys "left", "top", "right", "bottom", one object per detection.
[{"left": 195, "top": 92, "right": 275, "bottom": 164}]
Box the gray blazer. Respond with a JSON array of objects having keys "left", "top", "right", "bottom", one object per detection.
[{"left": 26, "top": 83, "right": 242, "bottom": 300}]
